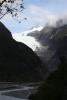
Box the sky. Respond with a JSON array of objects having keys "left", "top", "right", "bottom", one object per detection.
[{"left": 0, "top": 0, "right": 67, "bottom": 33}]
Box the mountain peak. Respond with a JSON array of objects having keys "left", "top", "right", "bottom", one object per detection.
[
  {"left": 30, "top": 26, "right": 43, "bottom": 31},
  {"left": 16, "top": 26, "right": 43, "bottom": 36},
  {"left": 12, "top": 26, "right": 43, "bottom": 51}
]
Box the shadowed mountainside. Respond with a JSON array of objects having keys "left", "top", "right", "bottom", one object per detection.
[
  {"left": 0, "top": 22, "right": 46, "bottom": 82},
  {"left": 28, "top": 24, "right": 67, "bottom": 100},
  {"left": 29, "top": 56, "right": 65, "bottom": 100},
  {"left": 28, "top": 25, "right": 67, "bottom": 72}
]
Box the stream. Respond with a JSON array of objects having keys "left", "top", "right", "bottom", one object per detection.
[{"left": 0, "top": 82, "right": 40, "bottom": 100}]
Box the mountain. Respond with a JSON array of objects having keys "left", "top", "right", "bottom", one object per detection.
[
  {"left": 29, "top": 56, "right": 64, "bottom": 100},
  {"left": 0, "top": 22, "right": 45, "bottom": 82},
  {"left": 18, "top": 26, "right": 43, "bottom": 36},
  {"left": 29, "top": 24, "right": 67, "bottom": 100},
  {"left": 28, "top": 24, "right": 67, "bottom": 73},
  {"left": 12, "top": 34, "right": 40, "bottom": 51},
  {"left": 12, "top": 26, "right": 43, "bottom": 51}
]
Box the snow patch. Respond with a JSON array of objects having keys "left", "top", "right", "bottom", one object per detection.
[
  {"left": 16, "top": 26, "right": 43, "bottom": 36},
  {"left": 12, "top": 34, "right": 40, "bottom": 51}
]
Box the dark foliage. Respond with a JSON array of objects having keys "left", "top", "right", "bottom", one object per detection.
[
  {"left": 0, "top": 22, "right": 43, "bottom": 82},
  {"left": 0, "top": 0, "right": 24, "bottom": 20}
]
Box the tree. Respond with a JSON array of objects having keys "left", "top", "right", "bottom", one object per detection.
[{"left": 0, "top": 0, "right": 24, "bottom": 20}]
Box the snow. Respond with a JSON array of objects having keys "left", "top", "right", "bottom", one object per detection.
[
  {"left": 12, "top": 35, "right": 40, "bottom": 51},
  {"left": 12, "top": 26, "right": 43, "bottom": 50},
  {"left": 17, "top": 26, "right": 43, "bottom": 36}
]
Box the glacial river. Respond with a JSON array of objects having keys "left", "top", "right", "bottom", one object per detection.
[{"left": 0, "top": 82, "right": 40, "bottom": 100}]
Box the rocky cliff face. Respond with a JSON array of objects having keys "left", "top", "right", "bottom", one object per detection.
[{"left": 0, "top": 22, "right": 45, "bottom": 82}]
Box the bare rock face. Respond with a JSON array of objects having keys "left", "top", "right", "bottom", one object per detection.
[{"left": 0, "top": 22, "right": 44, "bottom": 82}]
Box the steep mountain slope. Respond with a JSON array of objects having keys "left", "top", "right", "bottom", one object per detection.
[
  {"left": 29, "top": 56, "right": 64, "bottom": 100},
  {"left": 12, "top": 34, "right": 40, "bottom": 51},
  {"left": 28, "top": 25, "right": 67, "bottom": 72},
  {"left": 12, "top": 26, "right": 43, "bottom": 51},
  {"left": 0, "top": 22, "right": 45, "bottom": 82}
]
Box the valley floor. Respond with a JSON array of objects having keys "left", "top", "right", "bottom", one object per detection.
[{"left": 0, "top": 82, "right": 40, "bottom": 100}]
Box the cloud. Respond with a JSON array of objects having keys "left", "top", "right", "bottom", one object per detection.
[
  {"left": 1, "top": 3, "right": 67, "bottom": 33},
  {"left": 46, "top": 0, "right": 66, "bottom": 3},
  {"left": 26, "top": 5, "right": 59, "bottom": 26},
  {"left": 26, "top": 4, "right": 67, "bottom": 27}
]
